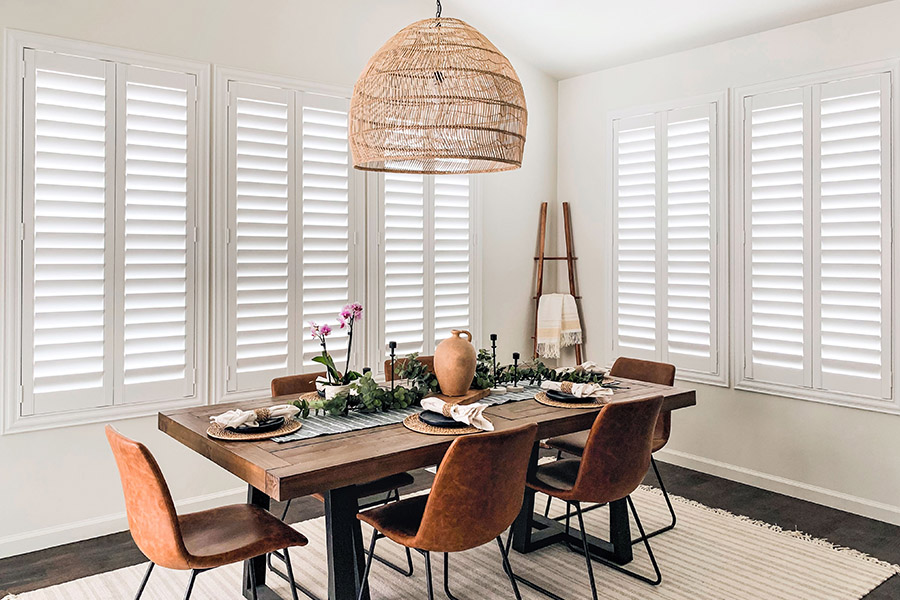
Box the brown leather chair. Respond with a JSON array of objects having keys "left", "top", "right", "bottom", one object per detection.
[
  {"left": 544, "top": 357, "right": 678, "bottom": 539},
  {"left": 384, "top": 355, "right": 435, "bottom": 381},
  {"left": 357, "top": 423, "right": 538, "bottom": 600},
  {"left": 267, "top": 372, "right": 416, "bottom": 594},
  {"left": 529, "top": 396, "right": 664, "bottom": 597},
  {"left": 106, "top": 426, "right": 306, "bottom": 600}
]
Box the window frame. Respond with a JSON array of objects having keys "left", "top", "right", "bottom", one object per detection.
[
  {"left": 2, "top": 30, "right": 210, "bottom": 434},
  {"left": 210, "top": 66, "right": 366, "bottom": 403},
  {"left": 365, "top": 172, "right": 483, "bottom": 376},
  {"left": 606, "top": 91, "right": 729, "bottom": 387},
  {"left": 732, "top": 60, "right": 900, "bottom": 414}
]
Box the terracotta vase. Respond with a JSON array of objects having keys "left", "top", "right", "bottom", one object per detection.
[{"left": 434, "top": 330, "right": 477, "bottom": 397}]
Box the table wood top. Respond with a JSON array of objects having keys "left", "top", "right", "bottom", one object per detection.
[{"left": 159, "top": 378, "right": 696, "bottom": 502}]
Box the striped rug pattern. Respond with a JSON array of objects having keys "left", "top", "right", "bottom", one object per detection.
[{"left": 5, "top": 486, "right": 897, "bottom": 600}]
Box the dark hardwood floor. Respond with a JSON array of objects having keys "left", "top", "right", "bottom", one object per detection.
[{"left": 1, "top": 461, "right": 898, "bottom": 598}]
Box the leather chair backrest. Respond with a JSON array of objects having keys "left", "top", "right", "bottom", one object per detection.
[
  {"left": 415, "top": 423, "right": 537, "bottom": 553},
  {"left": 105, "top": 426, "right": 190, "bottom": 570},
  {"left": 384, "top": 355, "right": 435, "bottom": 381},
  {"left": 271, "top": 371, "right": 326, "bottom": 397},
  {"left": 572, "top": 396, "right": 663, "bottom": 504},
  {"left": 610, "top": 357, "right": 675, "bottom": 445}
]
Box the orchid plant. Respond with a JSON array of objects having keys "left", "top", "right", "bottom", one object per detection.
[{"left": 310, "top": 302, "right": 364, "bottom": 385}]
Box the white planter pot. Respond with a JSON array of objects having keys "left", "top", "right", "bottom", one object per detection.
[{"left": 323, "top": 384, "right": 351, "bottom": 400}]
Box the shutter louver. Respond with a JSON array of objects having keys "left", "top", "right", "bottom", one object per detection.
[
  {"left": 746, "top": 89, "right": 808, "bottom": 386},
  {"left": 119, "top": 65, "right": 195, "bottom": 402},
  {"left": 665, "top": 106, "right": 715, "bottom": 372},
  {"left": 613, "top": 115, "right": 658, "bottom": 357},
  {"left": 300, "top": 94, "right": 352, "bottom": 367},
  {"left": 383, "top": 173, "right": 426, "bottom": 356},
  {"left": 228, "top": 83, "right": 293, "bottom": 391},
  {"left": 433, "top": 174, "right": 471, "bottom": 344},
  {"left": 816, "top": 74, "right": 891, "bottom": 397},
  {"left": 23, "top": 50, "right": 115, "bottom": 415}
]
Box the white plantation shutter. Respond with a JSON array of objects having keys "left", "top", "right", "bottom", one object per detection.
[
  {"left": 226, "top": 82, "right": 294, "bottom": 392},
  {"left": 744, "top": 88, "right": 808, "bottom": 386},
  {"left": 666, "top": 104, "right": 717, "bottom": 373},
  {"left": 223, "top": 80, "right": 361, "bottom": 394},
  {"left": 300, "top": 94, "right": 353, "bottom": 367},
  {"left": 433, "top": 174, "right": 471, "bottom": 343},
  {"left": 383, "top": 173, "right": 427, "bottom": 357},
  {"left": 22, "top": 50, "right": 116, "bottom": 415},
  {"left": 380, "top": 173, "right": 475, "bottom": 364},
  {"left": 613, "top": 115, "right": 658, "bottom": 358},
  {"left": 739, "top": 69, "right": 892, "bottom": 402},
  {"left": 816, "top": 74, "right": 891, "bottom": 398},
  {"left": 117, "top": 65, "right": 196, "bottom": 403},
  {"left": 18, "top": 45, "right": 202, "bottom": 419}
]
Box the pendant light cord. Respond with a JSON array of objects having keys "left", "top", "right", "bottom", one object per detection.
[{"left": 436, "top": 0, "right": 442, "bottom": 18}]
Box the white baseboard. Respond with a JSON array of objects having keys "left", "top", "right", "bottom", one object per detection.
[
  {"left": 656, "top": 448, "right": 900, "bottom": 526},
  {"left": 0, "top": 486, "right": 245, "bottom": 559}
]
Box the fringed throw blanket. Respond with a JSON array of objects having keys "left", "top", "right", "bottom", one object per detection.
[{"left": 536, "top": 293, "right": 582, "bottom": 359}]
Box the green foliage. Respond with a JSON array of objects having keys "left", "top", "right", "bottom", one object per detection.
[
  {"left": 292, "top": 354, "right": 436, "bottom": 419},
  {"left": 471, "top": 349, "right": 494, "bottom": 389}
]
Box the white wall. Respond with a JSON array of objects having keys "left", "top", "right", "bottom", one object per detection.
[
  {"left": 558, "top": 0, "right": 900, "bottom": 524},
  {"left": 0, "top": 0, "right": 558, "bottom": 557}
]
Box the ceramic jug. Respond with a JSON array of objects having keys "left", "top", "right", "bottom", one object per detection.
[{"left": 434, "top": 330, "right": 477, "bottom": 397}]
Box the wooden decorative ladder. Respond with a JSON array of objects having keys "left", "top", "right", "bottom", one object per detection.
[{"left": 532, "top": 201, "right": 583, "bottom": 363}]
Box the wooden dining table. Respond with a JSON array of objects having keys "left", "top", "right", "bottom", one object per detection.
[{"left": 159, "top": 377, "right": 695, "bottom": 600}]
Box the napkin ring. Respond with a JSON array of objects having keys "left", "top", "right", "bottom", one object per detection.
[
  {"left": 255, "top": 408, "right": 271, "bottom": 422},
  {"left": 441, "top": 404, "right": 453, "bottom": 417},
  {"left": 560, "top": 381, "right": 574, "bottom": 394}
]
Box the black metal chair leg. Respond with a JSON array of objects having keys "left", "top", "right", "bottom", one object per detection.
[
  {"left": 268, "top": 550, "right": 323, "bottom": 600},
  {"left": 281, "top": 498, "right": 292, "bottom": 521},
  {"left": 633, "top": 458, "right": 677, "bottom": 543},
  {"left": 442, "top": 553, "right": 462, "bottom": 600},
  {"left": 183, "top": 569, "right": 199, "bottom": 600},
  {"left": 134, "top": 562, "right": 154, "bottom": 600},
  {"left": 357, "top": 529, "right": 379, "bottom": 600},
  {"left": 543, "top": 451, "right": 563, "bottom": 517},
  {"left": 574, "top": 503, "right": 599, "bottom": 600},
  {"left": 496, "top": 536, "right": 522, "bottom": 600},
  {"left": 283, "top": 547, "right": 301, "bottom": 600},
  {"left": 423, "top": 551, "right": 435, "bottom": 600},
  {"left": 501, "top": 530, "right": 566, "bottom": 600},
  {"left": 627, "top": 496, "right": 662, "bottom": 585}
]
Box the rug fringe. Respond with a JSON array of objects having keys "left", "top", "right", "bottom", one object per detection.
[{"left": 635, "top": 484, "right": 900, "bottom": 573}]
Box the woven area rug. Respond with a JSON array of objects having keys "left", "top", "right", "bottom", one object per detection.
[{"left": 5, "top": 486, "right": 897, "bottom": 600}]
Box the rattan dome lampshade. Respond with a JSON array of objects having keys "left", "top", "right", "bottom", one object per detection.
[{"left": 350, "top": 16, "right": 528, "bottom": 175}]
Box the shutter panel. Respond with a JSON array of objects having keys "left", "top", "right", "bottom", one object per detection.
[
  {"left": 227, "top": 82, "right": 295, "bottom": 391},
  {"left": 22, "top": 50, "right": 116, "bottom": 415},
  {"left": 300, "top": 93, "right": 353, "bottom": 367},
  {"left": 816, "top": 73, "right": 891, "bottom": 398},
  {"left": 665, "top": 104, "right": 716, "bottom": 372},
  {"left": 383, "top": 173, "right": 426, "bottom": 357},
  {"left": 745, "top": 88, "right": 808, "bottom": 386},
  {"left": 613, "top": 114, "right": 658, "bottom": 358},
  {"left": 433, "top": 174, "right": 471, "bottom": 344},
  {"left": 117, "top": 65, "right": 196, "bottom": 403}
]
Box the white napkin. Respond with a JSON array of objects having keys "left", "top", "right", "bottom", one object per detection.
[
  {"left": 555, "top": 361, "right": 603, "bottom": 375},
  {"left": 211, "top": 404, "right": 300, "bottom": 428},
  {"left": 541, "top": 380, "right": 613, "bottom": 398},
  {"left": 420, "top": 397, "right": 494, "bottom": 431}
]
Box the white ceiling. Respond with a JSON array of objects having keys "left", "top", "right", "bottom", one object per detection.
[{"left": 449, "top": 0, "right": 891, "bottom": 79}]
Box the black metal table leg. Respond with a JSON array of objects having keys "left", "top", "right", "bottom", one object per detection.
[
  {"left": 511, "top": 442, "right": 540, "bottom": 553},
  {"left": 244, "top": 485, "right": 281, "bottom": 600},
  {"left": 325, "top": 485, "right": 370, "bottom": 600}
]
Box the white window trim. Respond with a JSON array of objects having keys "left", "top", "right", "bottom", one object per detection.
[
  {"left": 731, "top": 60, "right": 900, "bottom": 414},
  {"left": 364, "top": 173, "right": 483, "bottom": 375},
  {"left": 1, "top": 30, "right": 210, "bottom": 434},
  {"left": 210, "top": 66, "right": 366, "bottom": 404},
  {"left": 606, "top": 91, "right": 729, "bottom": 388}
]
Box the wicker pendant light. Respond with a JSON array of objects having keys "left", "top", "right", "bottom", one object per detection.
[{"left": 349, "top": 0, "right": 528, "bottom": 174}]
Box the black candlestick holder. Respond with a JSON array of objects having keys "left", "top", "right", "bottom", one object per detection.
[
  {"left": 389, "top": 341, "right": 397, "bottom": 393},
  {"left": 508, "top": 352, "right": 524, "bottom": 392},
  {"left": 489, "top": 333, "right": 506, "bottom": 395}
]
